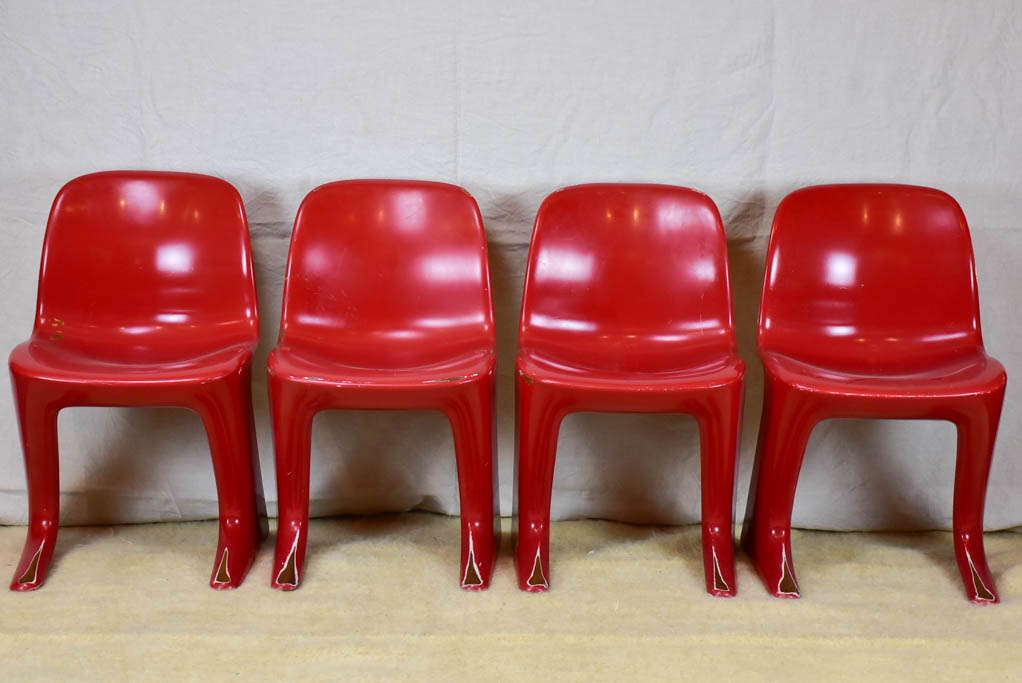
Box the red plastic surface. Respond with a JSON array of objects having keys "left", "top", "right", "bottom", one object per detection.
[
  {"left": 268, "top": 180, "right": 498, "bottom": 591},
  {"left": 741, "top": 184, "right": 1008, "bottom": 604},
  {"left": 514, "top": 184, "right": 745, "bottom": 596},
  {"left": 8, "top": 171, "right": 267, "bottom": 591}
]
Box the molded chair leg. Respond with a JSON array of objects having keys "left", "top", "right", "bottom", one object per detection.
[
  {"left": 9, "top": 376, "right": 60, "bottom": 591},
  {"left": 269, "top": 380, "right": 316, "bottom": 591},
  {"left": 194, "top": 366, "right": 266, "bottom": 590},
  {"left": 514, "top": 376, "right": 564, "bottom": 592},
  {"left": 951, "top": 389, "right": 1005, "bottom": 604},
  {"left": 741, "top": 380, "right": 819, "bottom": 599},
  {"left": 446, "top": 376, "right": 498, "bottom": 590},
  {"left": 695, "top": 383, "right": 743, "bottom": 597}
]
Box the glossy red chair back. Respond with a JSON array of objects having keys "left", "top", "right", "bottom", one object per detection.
[
  {"left": 759, "top": 184, "right": 983, "bottom": 370},
  {"left": 279, "top": 180, "right": 495, "bottom": 365},
  {"left": 520, "top": 184, "right": 736, "bottom": 371},
  {"left": 35, "top": 171, "right": 258, "bottom": 357}
]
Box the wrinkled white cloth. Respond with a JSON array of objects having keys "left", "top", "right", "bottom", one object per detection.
[{"left": 0, "top": 0, "right": 1019, "bottom": 529}]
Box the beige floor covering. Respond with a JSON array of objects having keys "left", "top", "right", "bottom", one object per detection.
[{"left": 2, "top": 514, "right": 1021, "bottom": 681}]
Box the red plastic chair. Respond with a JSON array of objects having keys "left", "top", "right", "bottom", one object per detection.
[
  {"left": 514, "top": 184, "right": 745, "bottom": 596},
  {"left": 268, "top": 180, "right": 498, "bottom": 591},
  {"left": 8, "top": 171, "right": 266, "bottom": 591},
  {"left": 741, "top": 184, "right": 1008, "bottom": 604}
]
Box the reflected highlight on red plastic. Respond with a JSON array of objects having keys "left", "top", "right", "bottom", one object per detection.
[
  {"left": 268, "top": 180, "right": 498, "bottom": 591},
  {"left": 514, "top": 184, "right": 744, "bottom": 596},
  {"left": 741, "top": 184, "right": 1008, "bottom": 604},
  {"left": 8, "top": 171, "right": 267, "bottom": 591}
]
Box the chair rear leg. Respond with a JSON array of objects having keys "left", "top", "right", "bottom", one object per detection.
[
  {"left": 446, "top": 374, "right": 498, "bottom": 590},
  {"left": 269, "top": 378, "right": 315, "bottom": 591},
  {"left": 9, "top": 375, "right": 61, "bottom": 591},
  {"left": 514, "top": 373, "right": 564, "bottom": 592},
  {"left": 694, "top": 381, "right": 743, "bottom": 597},
  {"left": 951, "top": 387, "right": 1006, "bottom": 604},
  {"left": 194, "top": 364, "right": 265, "bottom": 590},
  {"left": 741, "top": 379, "right": 818, "bottom": 599}
]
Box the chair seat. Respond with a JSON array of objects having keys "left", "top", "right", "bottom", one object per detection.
[
  {"left": 518, "top": 349, "right": 744, "bottom": 390},
  {"left": 269, "top": 345, "right": 495, "bottom": 387},
  {"left": 762, "top": 351, "right": 1006, "bottom": 398},
  {"left": 9, "top": 339, "right": 254, "bottom": 385}
]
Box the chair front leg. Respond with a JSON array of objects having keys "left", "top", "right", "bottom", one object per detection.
[
  {"left": 514, "top": 372, "right": 565, "bottom": 592},
  {"left": 192, "top": 362, "right": 266, "bottom": 590},
  {"left": 693, "top": 379, "right": 743, "bottom": 597},
  {"left": 268, "top": 377, "right": 316, "bottom": 591},
  {"left": 741, "top": 376, "right": 820, "bottom": 598},
  {"left": 9, "top": 373, "right": 61, "bottom": 591},
  {"left": 950, "top": 385, "right": 1006, "bottom": 604},
  {"left": 445, "top": 373, "right": 498, "bottom": 590}
]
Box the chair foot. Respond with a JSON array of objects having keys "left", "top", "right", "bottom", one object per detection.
[
  {"left": 459, "top": 528, "right": 493, "bottom": 591},
  {"left": 459, "top": 558, "right": 487, "bottom": 591},
  {"left": 704, "top": 541, "right": 737, "bottom": 598},
  {"left": 209, "top": 517, "right": 259, "bottom": 590},
  {"left": 955, "top": 532, "right": 999, "bottom": 605},
  {"left": 516, "top": 540, "right": 550, "bottom": 592},
  {"left": 271, "top": 520, "right": 304, "bottom": 591},
  {"left": 10, "top": 526, "right": 57, "bottom": 591},
  {"left": 745, "top": 530, "right": 801, "bottom": 599}
]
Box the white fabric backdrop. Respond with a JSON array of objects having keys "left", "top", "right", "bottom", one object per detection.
[{"left": 1, "top": 0, "right": 1019, "bottom": 530}]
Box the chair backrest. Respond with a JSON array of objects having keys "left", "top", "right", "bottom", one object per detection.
[
  {"left": 279, "top": 180, "right": 495, "bottom": 362},
  {"left": 519, "top": 184, "right": 736, "bottom": 372},
  {"left": 758, "top": 184, "right": 984, "bottom": 370},
  {"left": 34, "top": 171, "right": 258, "bottom": 354}
]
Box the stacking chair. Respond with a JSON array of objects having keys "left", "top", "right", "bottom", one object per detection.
[
  {"left": 268, "top": 180, "right": 498, "bottom": 591},
  {"left": 514, "top": 184, "right": 745, "bottom": 595},
  {"left": 8, "top": 171, "right": 266, "bottom": 590},
  {"left": 741, "top": 184, "right": 1008, "bottom": 604}
]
